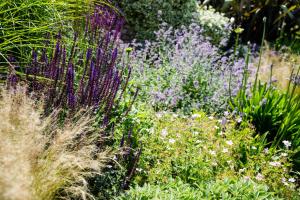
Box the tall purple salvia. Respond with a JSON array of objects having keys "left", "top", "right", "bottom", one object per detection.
[{"left": 9, "top": 4, "right": 133, "bottom": 121}]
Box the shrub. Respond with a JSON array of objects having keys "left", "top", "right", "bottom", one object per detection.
[
  {"left": 116, "top": 0, "right": 198, "bottom": 41},
  {"left": 193, "top": 5, "right": 233, "bottom": 46},
  {"left": 0, "top": 87, "right": 108, "bottom": 200},
  {"left": 124, "top": 23, "right": 245, "bottom": 114}
]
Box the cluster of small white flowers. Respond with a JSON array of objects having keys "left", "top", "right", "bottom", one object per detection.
[
  {"left": 191, "top": 113, "right": 200, "bottom": 119},
  {"left": 281, "top": 153, "right": 288, "bottom": 157},
  {"left": 195, "top": 6, "right": 233, "bottom": 45},
  {"left": 193, "top": 131, "right": 199, "bottom": 136},
  {"left": 236, "top": 116, "right": 243, "bottom": 123},
  {"left": 136, "top": 168, "right": 143, "bottom": 172},
  {"left": 288, "top": 178, "right": 296, "bottom": 183},
  {"left": 281, "top": 177, "right": 296, "bottom": 186},
  {"left": 251, "top": 146, "right": 257, "bottom": 150},
  {"left": 195, "top": 140, "right": 202, "bottom": 144},
  {"left": 196, "top": 6, "right": 230, "bottom": 31},
  {"left": 239, "top": 168, "right": 246, "bottom": 173}
]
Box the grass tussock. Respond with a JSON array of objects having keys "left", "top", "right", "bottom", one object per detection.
[{"left": 0, "top": 87, "right": 108, "bottom": 200}]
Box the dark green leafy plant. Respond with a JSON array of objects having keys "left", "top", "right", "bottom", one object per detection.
[{"left": 205, "top": 0, "right": 300, "bottom": 44}]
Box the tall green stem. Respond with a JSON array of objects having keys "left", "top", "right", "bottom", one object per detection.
[{"left": 253, "top": 17, "right": 267, "bottom": 92}]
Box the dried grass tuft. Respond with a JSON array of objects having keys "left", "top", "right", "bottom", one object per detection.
[{"left": 0, "top": 86, "right": 108, "bottom": 200}]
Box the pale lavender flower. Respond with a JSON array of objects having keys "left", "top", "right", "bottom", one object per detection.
[
  {"left": 269, "top": 161, "right": 281, "bottom": 167},
  {"left": 161, "top": 129, "right": 168, "bottom": 137},
  {"left": 255, "top": 173, "right": 264, "bottom": 181},
  {"left": 169, "top": 138, "right": 176, "bottom": 144},
  {"left": 283, "top": 140, "right": 292, "bottom": 148}
]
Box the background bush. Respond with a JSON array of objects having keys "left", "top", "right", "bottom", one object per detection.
[
  {"left": 116, "top": 0, "right": 198, "bottom": 41},
  {"left": 193, "top": 5, "right": 233, "bottom": 46},
  {"left": 202, "top": 0, "right": 300, "bottom": 45}
]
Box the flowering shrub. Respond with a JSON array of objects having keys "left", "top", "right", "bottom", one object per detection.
[
  {"left": 125, "top": 23, "right": 245, "bottom": 114},
  {"left": 193, "top": 5, "right": 233, "bottom": 46}
]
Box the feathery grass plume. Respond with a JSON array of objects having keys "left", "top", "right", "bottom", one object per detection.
[{"left": 0, "top": 86, "right": 108, "bottom": 200}]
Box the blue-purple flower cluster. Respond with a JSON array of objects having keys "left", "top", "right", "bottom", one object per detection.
[{"left": 124, "top": 23, "right": 248, "bottom": 113}]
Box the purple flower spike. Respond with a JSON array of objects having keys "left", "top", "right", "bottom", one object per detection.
[
  {"left": 66, "top": 62, "right": 76, "bottom": 109},
  {"left": 111, "top": 48, "right": 118, "bottom": 66}
]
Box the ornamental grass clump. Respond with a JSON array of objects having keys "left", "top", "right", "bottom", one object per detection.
[
  {"left": 0, "top": 0, "right": 101, "bottom": 63},
  {"left": 0, "top": 87, "right": 108, "bottom": 200}
]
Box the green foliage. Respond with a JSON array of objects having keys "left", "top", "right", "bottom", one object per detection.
[
  {"left": 128, "top": 112, "right": 299, "bottom": 199},
  {"left": 117, "top": 0, "right": 197, "bottom": 40},
  {"left": 117, "top": 179, "right": 280, "bottom": 200},
  {"left": 231, "top": 41, "right": 300, "bottom": 167}
]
